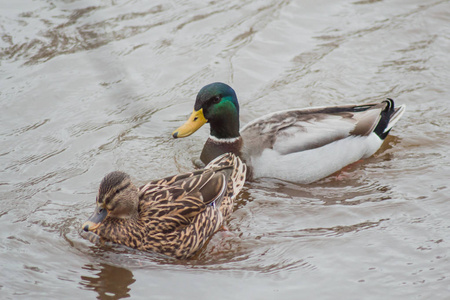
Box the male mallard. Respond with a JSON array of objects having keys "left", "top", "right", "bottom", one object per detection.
[
  {"left": 172, "top": 82, "right": 405, "bottom": 183},
  {"left": 82, "top": 153, "right": 246, "bottom": 259}
]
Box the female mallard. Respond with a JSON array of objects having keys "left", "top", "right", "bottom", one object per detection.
[
  {"left": 82, "top": 153, "right": 246, "bottom": 259},
  {"left": 172, "top": 82, "right": 405, "bottom": 183}
]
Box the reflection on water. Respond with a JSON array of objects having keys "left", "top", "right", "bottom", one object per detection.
[{"left": 80, "top": 263, "right": 135, "bottom": 300}]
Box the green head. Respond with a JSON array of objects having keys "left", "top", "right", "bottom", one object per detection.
[
  {"left": 173, "top": 82, "right": 240, "bottom": 139},
  {"left": 195, "top": 82, "right": 239, "bottom": 116}
]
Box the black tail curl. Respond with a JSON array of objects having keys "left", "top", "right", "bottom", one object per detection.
[{"left": 374, "top": 98, "right": 395, "bottom": 140}]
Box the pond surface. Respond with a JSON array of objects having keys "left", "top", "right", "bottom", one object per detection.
[{"left": 1, "top": 0, "right": 450, "bottom": 299}]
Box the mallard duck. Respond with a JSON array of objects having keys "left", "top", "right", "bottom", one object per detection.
[
  {"left": 82, "top": 153, "right": 246, "bottom": 259},
  {"left": 172, "top": 82, "right": 406, "bottom": 183}
]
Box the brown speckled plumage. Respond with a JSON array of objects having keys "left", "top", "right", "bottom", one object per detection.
[{"left": 82, "top": 153, "right": 246, "bottom": 259}]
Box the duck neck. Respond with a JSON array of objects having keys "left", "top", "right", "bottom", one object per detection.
[
  {"left": 200, "top": 135, "right": 243, "bottom": 165},
  {"left": 209, "top": 110, "right": 240, "bottom": 139},
  {"left": 96, "top": 215, "right": 143, "bottom": 247}
]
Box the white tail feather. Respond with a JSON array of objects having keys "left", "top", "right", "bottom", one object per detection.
[{"left": 385, "top": 104, "right": 406, "bottom": 133}]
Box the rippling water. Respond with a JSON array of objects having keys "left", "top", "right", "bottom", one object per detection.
[{"left": 1, "top": 0, "right": 450, "bottom": 299}]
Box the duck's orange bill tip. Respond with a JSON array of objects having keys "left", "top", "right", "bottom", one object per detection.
[
  {"left": 82, "top": 221, "right": 100, "bottom": 232},
  {"left": 172, "top": 109, "right": 207, "bottom": 138},
  {"left": 82, "top": 206, "right": 107, "bottom": 232}
]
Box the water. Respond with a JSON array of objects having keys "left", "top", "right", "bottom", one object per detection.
[{"left": 1, "top": 0, "right": 450, "bottom": 299}]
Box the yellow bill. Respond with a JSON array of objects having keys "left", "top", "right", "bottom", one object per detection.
[{"left": 172, "top": 109, "right": 208, "bottom": 138}]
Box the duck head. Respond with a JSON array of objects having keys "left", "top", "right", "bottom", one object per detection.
[
  {"left": 172, "top": 82, "right": 240, "bottom": 139},
  {"left": 82, "top": 171, "right": 139, "bottom": 232}
]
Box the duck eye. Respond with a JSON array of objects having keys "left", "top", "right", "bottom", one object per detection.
[{"left": 212, "top": 96, "right": 221, "bottom": 104}]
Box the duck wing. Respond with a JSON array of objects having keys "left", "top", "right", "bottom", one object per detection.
[
  {"left": 140, "top": 153, "right": 244, "bottom": 224},
  {"left": 241, "top": 100, "right": 404, "bottom": 157},
  {"left": 136, "top": 169, "right": 226, "bottom": 235}
]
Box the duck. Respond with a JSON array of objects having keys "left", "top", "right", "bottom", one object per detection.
[
  {"left": 82, "top": 152, "right": 246, "bottom": 259},
  {"left": 172, "top": 82, "right": 405, "bottom": 183}
]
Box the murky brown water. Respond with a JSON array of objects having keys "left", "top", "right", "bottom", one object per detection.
[{"left": 1, "top": 0, "right": 450, "bottom": 299}]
